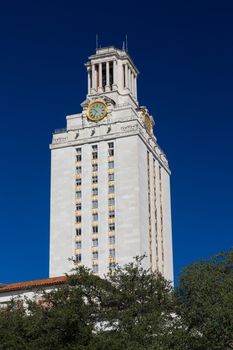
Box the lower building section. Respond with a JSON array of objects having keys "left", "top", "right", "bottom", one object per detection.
[{"left": 49, "top": 133, "right": 173, "bottom": 282}]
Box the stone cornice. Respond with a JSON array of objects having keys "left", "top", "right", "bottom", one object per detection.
[{"left": 50, "top": 119, "right": 170, "bottom": 174}]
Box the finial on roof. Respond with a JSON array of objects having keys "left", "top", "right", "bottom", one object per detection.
[
  {"left": 96, "top": 34, "right": 99, "bottom": 51},
  {"left": 125, "top": 34, "right": 128, "bottom": 52}
]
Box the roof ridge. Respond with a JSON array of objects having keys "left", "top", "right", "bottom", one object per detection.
[{"left": 0, "top": 276, "right": 67, "bottom": 293}]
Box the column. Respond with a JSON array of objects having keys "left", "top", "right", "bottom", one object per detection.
[
  {"left": 134, "top": 75, "right": 137, "bottom": 100},
  {"left": 106, "top": 61, "right": 110, "bottom": 91},
  {"left": 91, "top": 64, "right": 96, "bottom": 93},
  {"left": 132, "top": 73, "right": 135, "bottom": 96},
  {"left": 98, "top": 63, "right": 103, "bottom": 93},
  {"left": 87, "top": 67, "right": 91, "bottom": 95},
  {"left": 131, "top": 71, "right": 134, "bottom": 96},
  {"left": 128, "top": 67, "right": 131, "bottom": 92},
  {"left": 125, "top": 63, "right": 128, "bottom": 89},
  {"left": 112, "top": 60, "right": 117, "bottom": 89}
]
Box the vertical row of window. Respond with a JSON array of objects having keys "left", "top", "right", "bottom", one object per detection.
[
  {"left": 153, "top": 159, "right": 159, "bottom": 272},
  {"left": 74, "top": 143, "right": 116, "bottom": 273},
  {"left": 108, "top": 142, "right": 116, "bottom": 271},
  {"left": 92, "top": 145, "right": 99, "bottom": 273},
  {"left": 147, "top": 152, "right": 153, "bottom": 271},
  {"left": 159, "top": 166, "right": 165, "bottom": 275},
  {"left": 75, "top": 148, "right": 82, "bottom": 264}
]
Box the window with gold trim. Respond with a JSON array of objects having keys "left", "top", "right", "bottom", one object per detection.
[
  {"left": 92, "top": 226, "right": 98, "bottom": 233},
  {"left": 109, "top": 210, "right": 115, "bottom": 218},
  {"left": 76, "top": 166, "right": 81, "bottom": 174},
  {"left": 93, "top": 264, "right": 98, "bottom": 273},
  {"left": 76, "top": 202, "right": 82, "bottom": 211},
  {"left": 76, "top": 241, "right": 81, "bottom": 249},
  {"left": 92, "top": 238, "right": 98, "bottom": 247},
  {"left": 76, "top": 228, "right": 81, "bottom": 236},
  {"left": 76, "top": 254, "right": 81, "bottom": 263},
  {"left": 92, "top": 163, "right": 98, "bottom": 171},
  {"left": 76, "top": 178, "right": 82, "bottom": 186}
]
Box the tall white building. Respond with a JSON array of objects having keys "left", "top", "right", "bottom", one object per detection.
[{"left": 49, "top": 46, "right": 173, "bottom": 281}]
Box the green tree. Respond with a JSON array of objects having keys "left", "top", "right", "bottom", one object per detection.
[
  {"left": 94, "top": 256, "right": 176, "bottom": 350},
  {"left": 0, "top": 260, "right": 175, "bottom": 350},
  {"left": 0, "top": 250, "right": 232, "bottom": 350},
  {"left": 175, "top": 249, "right": 233, "bottom": 350},
  {"left": 0, "top": 299, "right": 29, "bottom": 350}
]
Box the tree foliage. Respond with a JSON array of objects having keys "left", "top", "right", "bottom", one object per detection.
[
  {"left": 0, "top": 250, "right": 232, "bottom": 350},
  {"left": 175, "top": 249, "right": 233, "bottom": 350}
]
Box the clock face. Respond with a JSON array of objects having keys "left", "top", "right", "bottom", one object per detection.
[{"left": 87, "top": 100, "right": 108, "bottom": 122}]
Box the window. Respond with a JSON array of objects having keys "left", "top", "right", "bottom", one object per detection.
[
  {"left": 76, "top": 216, "right": 81, "bottom": 223},
  {"left": 92, "top": 188, "right": 98, "bottom": 196},
  {"left": 93, "top": 213, "right": 98, "bottom": 221},
  {"left": 108, "top": 142, "right": 114, "bottom": 157},
  {"left": 92, "top": 152, "right": 98, "bottom": 159},
  {"left": 76, "top": 154, "right": 82, "bottom": 162},
  {"left": 109, "top": 236, "right": 115, "bottom": 244},
  {"left": 109, "top": 210, "right": 115, "bottom": 218},
  {"left": 108, "top": 173, "right": 114, "bottom": 181},
  {"left": 109, "top": 223, "right": 115, "bottom": 231},
  {"left": 76, "top": 191, "right": 81, "bottom": 198},
  {"left": 92, "top": 251, "right": 98, "bottom": 260},
  {"left": 76, "top": 241, "right": 81, "bottom": 249},
  {"left": 76, "top": 254, "right": 81, "bottom": 262},
  {"left": 76, "top": 203, "right": 82, "bottom": 210},
  {"left": 108, "top": 149, "right": 114, "bottom": 156},
  {"left": 108, "top": 197, "right": 115, "bottom": 206},
  {"left": 76, "top": 228, "right": 81, "bottom": 236},
  {"left": 109, "top": 185, "right": 115, "bottom": 193},
  {"left": 92, "top": 145, "right": 98, "bottom": 150},
  {"left": 109, "top": 262, "right": 115, "bottom": 270},
  {"left": 76, "top": 166, "right": 82, "bottom": 174},
  {"left": 76, "top": 148, "right": 81, "bottom": 154},
  {"left": 108, "top": 161, "right": 114, "bottom": 169},
  {"left": 109, "top": 249, "right": 115, "bottom": 257},
  {"left": 76, "top": 178, "right": 82, "bottom": 186},
  {"left": 93, "top": 226, "right": 98, "bottom": 233},
  {"left": 92, "top": 176, "right": 98, "bottom": 184},
  {"left": 0, "top": 301, "right": 10, "bottom": 309},
  {"left": 92, "top": 200, "right": 98, "bottom": 209},
  {"left": 92, "top": 239, "right": 98, "bottom": 247},
  {"left": 93, "top": 264, "right": 98, "bottom": 273},
  {"left": 92, "top": 163, "right": 98, "bottom": 171}
]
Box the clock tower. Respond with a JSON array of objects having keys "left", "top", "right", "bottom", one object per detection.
[{"left": 49, "top": 46, "right": 173, "bottom": 282}]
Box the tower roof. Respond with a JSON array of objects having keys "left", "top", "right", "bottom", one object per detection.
[{"left": 87, "top": 46, "right": 139, "bottom": 74}]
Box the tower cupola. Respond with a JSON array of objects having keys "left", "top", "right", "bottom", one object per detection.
[{"left": 85, "top": 46, "right": 139, "bottom": 107}]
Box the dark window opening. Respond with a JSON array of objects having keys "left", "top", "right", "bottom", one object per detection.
[
  {"left": 102, "top": 63, "right": 106, "bottom": 88},
  {"left": 109, "top": 61, "right": 113, "bottom": 89},
  {"left": 95, "top": 64, "right": 99, "bottom": 89}
]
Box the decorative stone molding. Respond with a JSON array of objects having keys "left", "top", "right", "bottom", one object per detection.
[
  {"left": 53, "top": 136, "right": 68, "bottom": 144},
  {"left": 121, "top": 124, "right": 138, "bottom": 132}
]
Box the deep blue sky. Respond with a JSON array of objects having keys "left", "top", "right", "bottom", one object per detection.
[{"left": 0, "top": 0, "right": 232, "bottom": 284}]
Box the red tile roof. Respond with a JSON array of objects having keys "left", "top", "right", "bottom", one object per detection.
[{"left": 0, "top": 276, "right": 67, "bottom": 293}]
